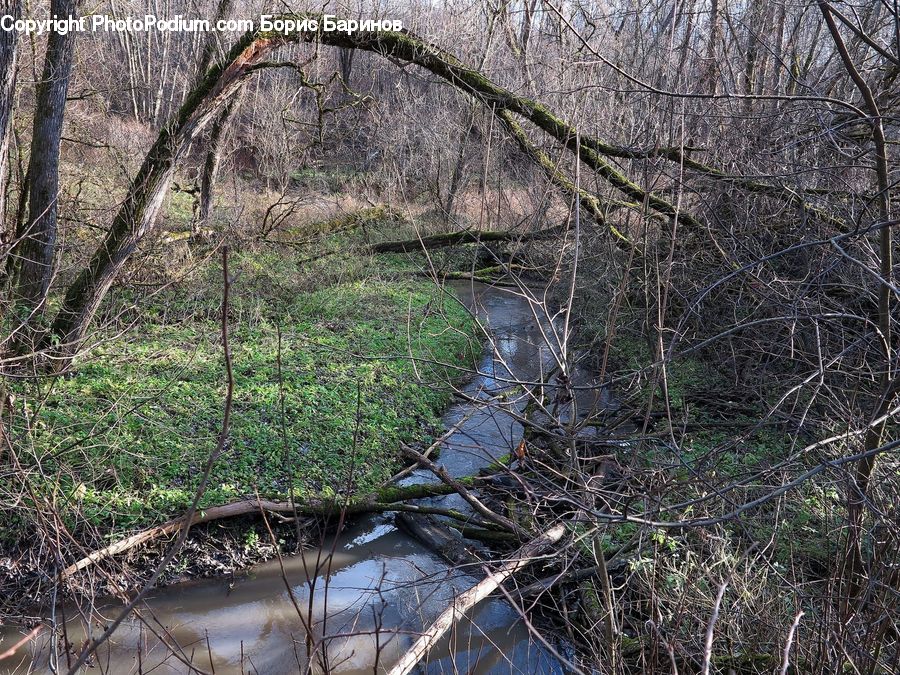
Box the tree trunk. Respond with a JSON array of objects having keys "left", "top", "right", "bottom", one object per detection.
[
  {"left": 62, "top": 478, "right": 500, "bottom": 578},
  {"left": 338, "top": 46, "right": 354, "bottom": 94},
  {"left": 53, "top": 15, "right": 821, "bottom": 362},
  {"left": 368, "top": 224, "right": 560, "bottom": 254},
  {"left": 44, "top": 19, "right": 659, "bottom": 361},
  {"left": 13, "top": 0, "right": 78, "bottom": 313},
  {"left": 819, "top": 0, "right": 894, "bottom": 604},
  {"left": 443, "top": 105, "right": 476, "bottom": 223},
  {"left": 387, "top": 523, "right": 566, "bottom": 675},
  {"left": 188, "top": 0, "right": 238, "bottom": 238},
  {"left": 0, "top": 0, "right": 20, "bottom": 237},
  {"left": 195, "top": 94, "right": 239, "bottom": 236}
]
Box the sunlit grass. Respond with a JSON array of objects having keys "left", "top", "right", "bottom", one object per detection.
[{"left": 6, "top": 249, "right": 479, "bottom": 534}]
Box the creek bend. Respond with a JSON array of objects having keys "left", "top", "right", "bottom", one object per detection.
[{"left": 1, "top": 280, "right": 597, "bottom": 674}]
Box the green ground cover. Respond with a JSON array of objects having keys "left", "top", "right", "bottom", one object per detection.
[
  {"left": 5, "top": 249, "right": 479, "bottom": 536},
  {"left": 605, "top": 334, "right": 840, "bottom": 569}
]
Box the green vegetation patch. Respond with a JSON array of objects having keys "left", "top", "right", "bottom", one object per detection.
[
  {"left": 6, "top": 250, "right": 479, "bottom": 535},
  {"left": 601, "top": 333, "right": 840, "bottom": 571}
]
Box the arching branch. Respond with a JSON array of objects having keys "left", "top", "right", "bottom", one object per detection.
[
  {"left": 49, "top": 19, "right": 639, "bottom": 362},
  {"left": 49, "top": 14, "right": 832, "bottom": 363}
]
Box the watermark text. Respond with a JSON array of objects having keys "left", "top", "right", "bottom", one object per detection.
[{"left": 0, "top": 14, "right": 403, "bottom": 36}]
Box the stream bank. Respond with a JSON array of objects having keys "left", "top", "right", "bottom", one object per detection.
[
  {"left": 0, "top": 250, "right": 481, "bottom": 610},
  {"left": 1, "top": 280, "right": 585, "bottom": 674}
]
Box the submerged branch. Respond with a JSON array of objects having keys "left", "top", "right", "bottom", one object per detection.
[{"left": 387, "top": 523, "right": 567, "bottom": 675}]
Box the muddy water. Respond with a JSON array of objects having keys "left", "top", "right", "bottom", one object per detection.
[{"left": 1, "top": 281, "right": 586, "bottom": 674}]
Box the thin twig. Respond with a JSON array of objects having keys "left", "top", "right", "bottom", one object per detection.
[
  {"left": 701, "top": 581, "right": 728, "bottom": 675},
  {"left": 780, "top": 611, "right": 805, "bottom": 675}
]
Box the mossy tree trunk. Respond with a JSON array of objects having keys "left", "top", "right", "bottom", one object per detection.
[
  {"left": 47, "top": 33, "right": 275, "bottom": 361},
  {"left": 47, "top": 14, "right": 835, "bottom": 364},
  {"left": 46, "top": 18, "right": 629, "bottom": 363},
  {"left": 40, "top": 15, "right": 845, "bottom": 365}
]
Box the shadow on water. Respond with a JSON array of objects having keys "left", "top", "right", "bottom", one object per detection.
[{"left": 1, "top": 281, "right": 591, "bottom": 674}]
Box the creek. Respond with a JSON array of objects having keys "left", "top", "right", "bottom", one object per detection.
[{"left": 1, "top": 281, "right": 604, "bottom": 674}]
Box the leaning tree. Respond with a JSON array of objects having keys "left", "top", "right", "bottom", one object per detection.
[{"left": 44, "top": 14, "right": 837, "bottom": 368}]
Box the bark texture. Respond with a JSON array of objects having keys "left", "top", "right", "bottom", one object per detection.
[
  {"left": 196, "top": 95, "right": 239, "bottom": 235},
  {"left": 0, "top": 0, "right": 20, "bottom": 234},
  {"left": 48, "top": 32, "right": 274, "bottom": 358},
  {"left": 14, "top": 0, "right": 77, "bottom": 311},
  {"left": 387, "top": 523, "right": 566, "bottom": 675}
]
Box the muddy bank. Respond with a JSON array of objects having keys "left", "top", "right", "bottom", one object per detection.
[{"left": 3, "top": 516, "right": 571, "bottom": 674}]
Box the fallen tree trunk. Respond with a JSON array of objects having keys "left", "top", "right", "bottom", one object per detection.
[
  {"left": 401, "top": 445, "right": 530, "bottom": 537},
  {"left": 496, "top": 109, "right": 634, "bottom": 246},
  {"left": 368, "top": 224, "right": 561, "bottom": 254},
  {"left": 61, "top": 478, "right": 502, "bottom": 579},
  {"left": 62, "top": 500, "right": 260, "bottom": 578},
  {"left": 396, "top": 513, "right": 488, "bottom": 567},
  {"left": 387, "top": 523, "right": 566, "bottom": 675}
]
